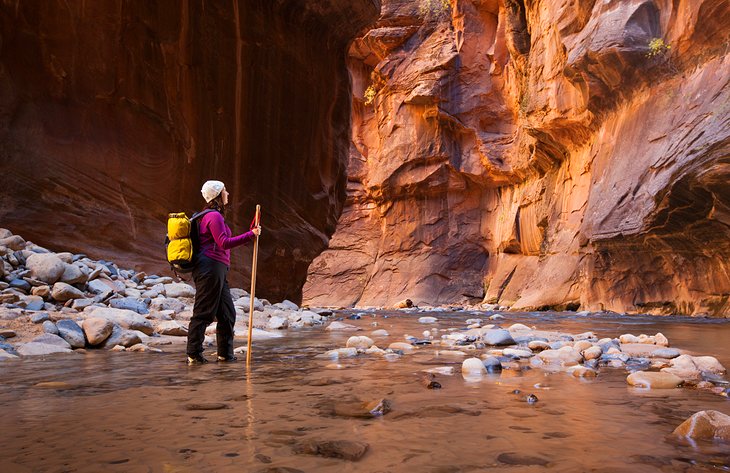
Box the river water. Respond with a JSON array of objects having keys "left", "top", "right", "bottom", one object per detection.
[{"left": 1, "top": 310, "right": 729, "bottom": 472}]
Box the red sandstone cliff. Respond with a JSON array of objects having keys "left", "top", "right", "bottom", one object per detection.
[
  {"left": 0, "top": 0, "right": 378, "bottom": 301},
  {"left": 302, "top": 0, "right": 730, "bottom": 316}
]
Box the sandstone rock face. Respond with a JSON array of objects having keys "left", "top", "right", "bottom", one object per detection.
[
  {"left": 0, "top": 1, "right": 379, "bottom": 302},
  {"left": 303, "top": 0, "right": 730, "bottom": 315}
]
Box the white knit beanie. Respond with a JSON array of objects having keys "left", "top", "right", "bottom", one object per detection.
[{"left": 201, "top": 180, "right": 225, "bottom": 203}]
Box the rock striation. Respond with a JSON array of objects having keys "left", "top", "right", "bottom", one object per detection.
[{"left": 303, "top": 0, "right": 730, "bottom": 315}]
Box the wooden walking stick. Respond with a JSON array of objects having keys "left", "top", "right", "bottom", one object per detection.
[{"left": 246, "top": 204, "right": 261, "bottom": 366}]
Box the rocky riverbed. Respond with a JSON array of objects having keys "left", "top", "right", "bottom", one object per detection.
[
  {"left": 0, "top": 228, "right": 329, "bottom": 358},
  {"left": 2, "top": 227, "right": 730, "bottom": 470}
]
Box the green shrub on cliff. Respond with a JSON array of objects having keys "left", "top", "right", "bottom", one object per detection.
[
  {"left": 419, "top": 0, "right": 451, "bottom": 18},
  {"left": 647, "top": 38, "right": 670, "bottom": 58}
]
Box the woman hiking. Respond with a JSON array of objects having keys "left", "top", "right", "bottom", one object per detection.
[{"left": 186, "top": 180, "right": 261, "bottom": 364}]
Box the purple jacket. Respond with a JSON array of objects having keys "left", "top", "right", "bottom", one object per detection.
[{"left": 198, "top": 211, "right": 255, "bottom": 267}]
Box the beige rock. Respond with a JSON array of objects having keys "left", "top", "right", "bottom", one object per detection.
[
  {"left": 388, "top": 342, "right": 415, "bottom": 353},
  {"left": 51, "top": 282, "right": 85, "bottom": 302},
  {"left": 537, "top": 347, "right": 582, "bottom": 366},
  {"left": 567, "top": 366, "right": 598, "bottom": 378},
  {"left": 583, "top": 346, "right": 602, "bottom": 360},
  {"left": 31, "top": 285, "right": 51, "bottom": 298},
  {"left": 573, "top": 340, "right": 593, "bottom": 352},
  {"left": 672, "top": 410, "right": 730, "bottom": 441},
  {"left": 627, "top": 371, "right": 683, "bottom": 389},
  {"left": 82, "top": 317, "right": 114, "bottom": 345},
  {"left": 346, "top": 336, "right": 374, "bottom": 349}
]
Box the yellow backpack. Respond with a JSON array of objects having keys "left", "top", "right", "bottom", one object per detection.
[{"left": 165, "top": 210, "right": 213, "bottom": 274}]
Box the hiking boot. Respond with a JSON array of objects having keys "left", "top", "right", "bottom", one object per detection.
[
  {"left": 187, "top": 354, "right": 209, "bottom": 365},
  {"left": 217, "top": 355, "right": 238, "bottom": 362}
]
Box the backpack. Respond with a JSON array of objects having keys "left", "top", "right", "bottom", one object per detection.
[{"left": 165, "top": 209, "right": 214, "bottom": 275}]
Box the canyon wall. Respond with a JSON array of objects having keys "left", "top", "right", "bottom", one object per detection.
[
  {"left": 302, "top": 0, "right": 730, "bottom": 316},
  {"left": 0, "top": 0, "right": 379, "bottom": 301}
]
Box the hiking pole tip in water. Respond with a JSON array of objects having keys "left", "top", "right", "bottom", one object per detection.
[{"left": 246, "top": 204, "right": 261, "bottom": 366}]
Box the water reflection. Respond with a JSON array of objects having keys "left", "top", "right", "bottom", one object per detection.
[{"left": 0, "top": 310, "right": 729, "bottom": 472}]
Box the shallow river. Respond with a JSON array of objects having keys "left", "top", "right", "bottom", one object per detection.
[{"left": 1, "top": 310, "right": 729, "bottom": 472}]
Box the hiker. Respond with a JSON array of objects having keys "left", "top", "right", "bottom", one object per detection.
[{"left": 186, "top": 180, "right": 261, "bottom": 364}]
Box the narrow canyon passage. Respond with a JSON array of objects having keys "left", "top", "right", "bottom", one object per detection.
[{"left": 0, "top": 0, "right": 379, "bottom": 302}]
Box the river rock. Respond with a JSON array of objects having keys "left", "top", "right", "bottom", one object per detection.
[
  {"left": 528, "top": 340, "right": 550, "bottom": 351},
  {"left": 370, "top": 329, "right": 389, "bottom": 337},
  {"left": 274, "top": 299, "right": 299, "bottom": 311},
  {"left": 30, "top": 312, "right": 50, "bottom": 323},
  {"left": 672, "top": 410, "right": 730, "bottom": 442},
  {"left": 31, "top": 285, "right": 51, "bottom": 298},
  {"left": 627, "top": 371, "right": 683, "bottom": 389},
  {"left": 294, "top": 439, "right": 369, "bottom": 461},
  {"left": 9, "top": 279, "right": 31, "bottom": 293},
  {"left": 654, "top": 332, "right": 670, "bottom": 347},
  {"left": 71, "top": 298, "right": 95, "bottom": 311},
  {"left": 82, "top": 317, "right": 114, "bottom": 345},
  {"left": 567, "top": 366, "right": 598, "bottom": 378},
  {"left": 573, "top": 340, "right": 593, "bottom": 352},
  {"left": 51, "top": 282, "right": 85, "bottom": 302},
  {"left": 346, "top": 336, "right": 374, "bottom": 349},
  {"left": 503, "top": 348, "right": 533, "bottom": 359},
  {"left": 321, "top": 347, "right": 358, "bottom": 359},
  {"left": 155, "top": 320, "right": 188, "bottom": 336},
  {"left": 149, "top": 297, "right": 186, "bottom": 313},
  {"left": 163, "top": 283, "right": 195, "bottom": 298},
  {"left": 42, "top": 320, "right": 58, "bottom": 334},
  {"left": 0, "top": 235, "right": 25, "bottom": 251},
  {"left": 100, "top": 325, "right": 142, "bottom": 348},
  {"left": 583, "top": 346, "right": 602, "bottom": 360},
  {"left": 418, "top": 316, "right": 438, "bottom": 324},
  {"left": 109, "top": 297, "right": 149, "bottom": 314},
  {"left": 56, "top": 319, "right": 86, "bottom": 348},
  {"left": 17, "top": 342, "right": 73, "bottom": 356},
  {"left": 25, "top": 253, "right": 65, "bottom": 284},
  {"left": 652, "top": 348, "right": 681, "bottom": 359},
  {"left": 60, "top": 263, "right": 86, "bottom": 285},
  {"left": 90, "top": 307, "right": 154, "bottom": 335},
  {"left": 482, "top": 329, "right": 515, "bottom": 346},
  {"left": 0, "top": 349, "right": 18, "bottom": 360},
  {"left": 538, "top": 347, "right": 582, "bottom": 366},
  {"left": 21, "top": 296, "right": 45, "bottom": 311},
  {"left": 325, "top": 321, "right": 360, "bottom": 331},
  {"left": 462, "top": 357, "right": 487, "bottom": 375},
  {"left": 31, "top": 333, "right": 71, "bottom": 347},
  {"left": 692, "top": 356, "right": 727, "bottom": 375},
  {"left": 388, "top": 342, "right": 414, "bottom": 353},
  {"left": 482, "top": 356, "right": 502, "bottom": 372},
  {"left": 267, "top": 315, "right": 288, "bottom": 330},
  {"left": 86, "top": 279, "right": 114, "bottom": 299},
  {"left": 507, "top": 323, "right": 532, "bottom": 332}
]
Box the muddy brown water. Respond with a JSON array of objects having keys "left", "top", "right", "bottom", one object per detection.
[{"left": 1, "top": 310, "right": 729, "bottom": 472}]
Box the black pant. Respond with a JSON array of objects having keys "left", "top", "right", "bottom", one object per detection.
[{"left": 186, "top": 255, "right": 236, "bottom": 358}]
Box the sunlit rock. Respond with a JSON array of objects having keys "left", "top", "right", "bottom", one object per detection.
[
  {"left": 627, "top": 371, "right": 683, "bottom": 389},
  {"left": 672, "top": 410, "right": 730, "bottom": 442}
]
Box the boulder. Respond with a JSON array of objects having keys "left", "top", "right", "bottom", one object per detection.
[
  {"left": 21, "top": 295, "right": 46, "bottom": 311},
  {"left": 86, "top": 279, "right": 115, "bottom": 299},
  {"left": 528, "top": 340, "right": 550, "bottom": 351},
  {"left": 346, "top": 336, "right": 374, "bottom": 349},
  {"left": 627, "top": 371, "right": 683, "bottom": 389},
  {"left": 60, "top": 264, "right": 86, "bottom": 285},
  {"left": 537, "top": 347, "right": 582, "bottom": 366},
  {"left": 672, "top": 410, "right": 730, "bottom": 442},
  {"left": 30, "top": 312, "right": 50, "bottom": 323},
  {"left": 482, "top": 329, "right": 515, "bottom": 346},
  {"left": 56, "top": 319, "right": 86, "bottom": 348},
  {"left": 155, "top": 320, "right": 188, "bottom": 336},
  {"left": 692, "top": 356, "right": 726, "bottom": 375},
  {"left": 163, "top": 283, "right": 195, "bottom": 298},
  {"left": 100, "top": 325, "right": 142, "bottom": 348},
  {"left": 90, "top": 307, "right": 154, "bottom": 335},
  {"left": 71, "top": 298, "right": 95, "bottom": 311},
  {"left": 462, "top": 357, "right": 487, "bottom": 375},
  {"left": 274, "top": 299, "right": 299, "bottom": 311},
  {"left": 583, "top": 346, "right": 603, "bottom": 360},
  {"left": 82, "top": 317, "right": 114, "bottom": 345},
  {"left": 51, "top": 282, "right": 85, "bottom": 302},
  {"left": 25, "top": 253, "right": 66, "bottom": 284}
]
